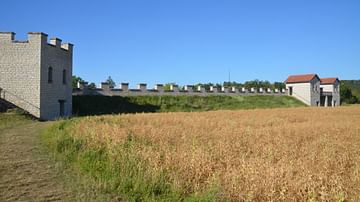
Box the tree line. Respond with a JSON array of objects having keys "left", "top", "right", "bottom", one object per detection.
[
  {"left": 72, "top": 76, "right": 115, "bottom": 90},
  {"left": 162, "top": 80, "right": 285, "bottom": 91},
  {"left": 340, "top": 82, "right": 358, "bottom": 104}
]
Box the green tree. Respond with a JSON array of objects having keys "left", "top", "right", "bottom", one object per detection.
[
  {"left": 242, "top": 80, "right": 280, "bottom": 89},
  {"left": 194, "top": 83, "right": 215, "bottom": 91},
  {"left": 273, "top": 82, "right": 285, "bottom": 90},
  {"left": 196, "top": 80, "right": 286, "bottom": 90},
  {"left": 260, "top": 80, "right": 272, "bottom": 88},
  {"left": 106, "top": 76, "right": 116, "bottom": 88},
  {"left": 88, "top": 82, "right": 97, "bottom": 89},
  {"left": 223, "top": 81, "right": 243, "bottom": 88},
  {"left": 72, "top": 75, "right": 84, "bottom": 88},
  {"left": 244, "top": 80, "right": 259, "bottom": 88},
  {"left": 340, "top": 83, "right": 358, "bottom": 104},
  {"left": 163, "top": 83, "right": 177, "bottom": 91}
]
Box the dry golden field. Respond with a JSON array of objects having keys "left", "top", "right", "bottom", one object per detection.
[{"left": 66, "top": 106, "right": 360, "bottom": 201}]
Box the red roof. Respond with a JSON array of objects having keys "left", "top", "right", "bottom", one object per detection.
[
  {"left": 320, "top": 78, "right": 339, "bottom": 85},
  {"left": 285, "top": 74, "right": 320, "bottom": 84}
]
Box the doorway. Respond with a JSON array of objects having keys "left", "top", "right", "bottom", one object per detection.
[
  {"left": 289, "top": 87, "right": 293, "bottom": 95},
  {"left": 59, "top": 100, "right": 65, "bottom": 117},
  {"left": 327, "top": 96, "right": 333, "bottom": 107}
]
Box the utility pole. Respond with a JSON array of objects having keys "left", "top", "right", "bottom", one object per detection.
[{"left": 228, "top": 68, "right": 231, "bottom": 83}]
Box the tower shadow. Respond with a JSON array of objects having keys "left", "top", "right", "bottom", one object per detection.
[{"left": 72, "top": 95, "right": 160, "bottom": 116}]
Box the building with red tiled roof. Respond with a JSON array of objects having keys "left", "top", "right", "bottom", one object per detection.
[
  {"left": 285, "top": 74, "right": 340, "bottom": 107},
  {"left": 285, "top": 74, "right": 320, "bottom": 84},
  {"left": 319, "top": 77, "right": 340, "bottom": 106},
  {"left": 320, "top": 78, "right": 339, "bottom": 85}
]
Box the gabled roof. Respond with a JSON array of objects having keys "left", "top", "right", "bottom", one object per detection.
[
  {"left": 320, "top": 78, "right": 339, "bottom": 85},
  {"left": 285, "top": 74, "right": 320, "bottom": 84}
]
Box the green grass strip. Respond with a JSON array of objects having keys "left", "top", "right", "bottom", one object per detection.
[{"left": 42, "top": 120, "right": 221, "bottom": 201}]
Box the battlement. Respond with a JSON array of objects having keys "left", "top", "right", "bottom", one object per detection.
[
  {"left": 0, "top": 32, "right": 73, "bottom": 52},
  {"left": 73, "top": 81, "right": 288, "bottom": 97},
  {"left": 0, "top": 32, "right": 15, "bottom": 41}
]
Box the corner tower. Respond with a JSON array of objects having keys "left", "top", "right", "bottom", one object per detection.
[{"left": 0, "top": 32, "right": 73, "bottom": 120}]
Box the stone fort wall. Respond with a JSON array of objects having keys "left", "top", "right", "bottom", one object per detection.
[
  {"left": 0, "top": 32, "right": 42, "bottom": 117},
  {"left": 74, "top": 82, "right": 287, "bottom": 96},
  {"left": 40, "top": 37, "right": 73, "bottom": 120},
  {"left": 0, "top": 32, "right": 73, "bottom": 120}
]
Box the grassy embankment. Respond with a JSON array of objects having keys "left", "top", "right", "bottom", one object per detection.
[
  {"left": 0, "top": 110, "right": 32, "bottom": 130},
  {"left": 73, "top": 95, "right": 306, "bottom": 116},
  {"left": 43, "top": 106, "right": 360, "bottom": 201}
]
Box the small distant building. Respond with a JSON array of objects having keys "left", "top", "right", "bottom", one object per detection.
[
  {"left": 285, "top": 74, "right": 340, "bottom": 107},
  {"left": 320, "top": 78, "right": 340, "bottom": 107}
]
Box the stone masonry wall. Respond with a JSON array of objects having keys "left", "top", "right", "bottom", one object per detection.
[
  {"left": 0, "top": 32, "right": 73, "bottom": 120},
  {"left": 0, "top": 32, "right": 42, "bottom": 117},
  {"left": 74, "top": 82, "right": 287, "bottom": 97},
  {"left": 285, "top": 82, "right": 312, "bottom": 105},
  {"left": 40, "top": 38, "right": 73, "bottom": 120},
  {"left": 310, "top": 78, "right": 321, "bottom": 106}
]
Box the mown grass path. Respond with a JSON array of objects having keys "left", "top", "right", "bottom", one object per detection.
[
  {"left": 0, "top": 113, "right": 117, "bottom": 202},
  {"left": 0, "top": 120, "right": 77, "bottom": 201}
]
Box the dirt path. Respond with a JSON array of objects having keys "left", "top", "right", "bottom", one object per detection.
[{"left": 0, "top": 121, "right": 76, "bottom": 201}]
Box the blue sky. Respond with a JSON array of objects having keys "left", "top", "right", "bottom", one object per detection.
[{"left": 1, "top": 0, "right": 359, "bottom": 87}]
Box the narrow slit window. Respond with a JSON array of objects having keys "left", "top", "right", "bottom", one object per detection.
[
  {"left": 48, "top": 67, "right": 53, "bottom": 83},
  {"left": 62, "top": 69, "right": 66, "bottom": 84}
]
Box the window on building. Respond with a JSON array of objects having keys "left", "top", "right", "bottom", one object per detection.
[
  {"left": 48, "top": 67, "right": 53, "bottom": 83},
  {"left": 313, "top": 85, "right": 318, "bottom": 93},
  {"left": 62, "top": 69, "right": 66, "bottom": 84}
]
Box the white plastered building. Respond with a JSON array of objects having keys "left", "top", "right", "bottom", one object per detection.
[{"left": 285, "top": 74, "right": 340, "bottom": 107}]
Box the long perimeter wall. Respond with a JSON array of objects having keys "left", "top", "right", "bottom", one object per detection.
[{"left": 73, "top": 82, "right": 288, "bottom": 96}]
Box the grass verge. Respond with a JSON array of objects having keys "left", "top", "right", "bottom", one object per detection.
[
  {"left": 73, "top": 95, "right": 306, "bottom": 116},
  {"left": 42, "top": 119, "right": 221, "bottom": 201},
  {"left": 0, "top": 110, "right": 33, "bottom": 131}
]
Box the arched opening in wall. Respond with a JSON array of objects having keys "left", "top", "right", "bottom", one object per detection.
[
  {"left": 48, "top": 67, "right": 53, "bottom": 83},
  {"left": 62, "top": 69, "right": 66, "bottom": 85}
]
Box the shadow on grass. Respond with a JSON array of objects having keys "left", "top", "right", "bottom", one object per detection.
[
  {"left": 0, "top": 98, "right": 16, "bottom": 112},
  {"left": 72, "top": 96, "right": 160, "bottom": 116},
  {"left": 72, "top": 95, "right": 307, "bottom": 117}
]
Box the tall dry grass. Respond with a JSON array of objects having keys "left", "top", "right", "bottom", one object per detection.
[{"left": 67, "top": 106, "right": 360, "bottom": 201}]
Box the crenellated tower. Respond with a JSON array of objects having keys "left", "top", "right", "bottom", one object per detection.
[{"left": 0, "top": 32, "right": 73, "bottom": 120}]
